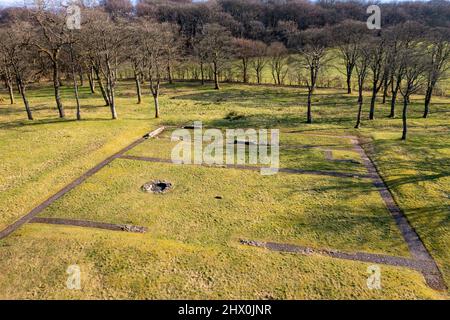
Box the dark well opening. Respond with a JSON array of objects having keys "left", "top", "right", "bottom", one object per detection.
[{"left": 141, "top": 180, "right": 173, "bottom": 194}]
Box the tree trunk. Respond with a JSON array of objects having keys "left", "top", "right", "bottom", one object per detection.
[
  {"left": 242, "top": 58, "right": 248, "bottom": 83},
  {"left": 52, "top": 59, "right": 65, "bottom": 118},
  {"left": 16, "top": 78, "right": 22, "bottom": 94},
  {"left": 70, "top": 45, "right": 81, "bottom": 121},
  {"left": 98, "top": 77, "right": 109, "bottom": 106},
  {"left": 389, "top": 92, "right": 396, "bottom": 118},
  {"left": 306, "top": 89, "right": 312, "bottom": 124},
  {"left": 256, "top": 69, "right": 261, "bottom": 84},
  {"left": 382, "top": 78, "right": 389, "bottom": 104},
  {"left": 346, "top": 72, "right": 352, "bottom": 94},
  {"left": 369, "top": 87, "right": 377, "bottom": 120},
  {"left": 88, "top": 67, "right": 96, "bottom": 93},
  {"left": 18, "top": 79, "right": 33, "bottom": 120},
  {"left": 200, "top": 61, "right": 205, "bottom": 85},
  {"left": 105, "top": 57, "right": 117, "bottom": 119},
  {"left": 167, "top": 63, "right": 173, "bottom": 84},
  {"left": 401, "top": 96, "right": 408, "bottom": 140},
  {"left": 213, "top": 62, "right": 220, "bottom": 90},
  {"left": 423, "top": 86, "right": 433, "bottom": 118},
  {"left": 389, "top": 79, "right": 400, "bottom": 118},
  {"left": 4, "top": 76, "right": 14, "bottom": 104},
  {"left": 107, "top": 78, "right": 116, "bottom": 119},
  {"left": 153, "top": 94, "right": 159, "bottom": 118},
  {"left": 134, "top": 70, "right": 142, "bottom": 104},
  {"left": 73, "top": 75, "right": 81, "bottom": 120},
  {"left": 94, "top": 66, "right": 109, "bottom": 106},
  {"left": 108, "top": 84, "right": 117, "bottom": 119},
  {"left": 355, "top": 91, "right": 363, "bottom": 129}
]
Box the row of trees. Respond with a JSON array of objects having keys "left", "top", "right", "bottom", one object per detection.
[
  {"left": 0, "top": 6, "right": 180, "bottom": 120},
  {"left": 350, "top": 22, "right": 450, "bottom": 140},
  {"left": 0, "top": 2, "right": 449, "bottom": 140}
]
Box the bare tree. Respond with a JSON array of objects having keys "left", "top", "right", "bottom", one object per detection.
[
  {"left": 0, "top": 23, "right": 42, "bottom": 120},
  {"left": 423, "top": 27, "right": 450, "bottom": 118},
  {"left": 164, "top": 23, "right": 182, "bottom": 85},
  {"left": 92, "top": 60, "right": 110, "bottom": 106},
  {"left": 137, "top": 21, "right": 176, "bottom": 118},
  {"left": 199, "top": 23, "right": 233, "bottom": 90},
  {"left": 80, "top": 10, "right": 110, "bottom": 107},
  {"left": 267, "top": 41, "right": 288, "bottom": 85},
  {"left": 250, "top": 40, "right": 268, "bottom": 84},
  {"left": 31, "top": 6, "right": 71, "bottom": 118},
  {"left": 385, "top": 22, "right": 425, "bottom": 118},
  {"left": 233, "top": 38, "right": 257, "bottom": 83},
  {"left": 367, "top": 35, "right": 387, "bottom": 120},
  {"left": 332, "top": 20, "right": 367, "bottom": 94},
  {"left": 193, "top": 35, "right": 209, "bottom": 85},
  {"left": 68, "top": 30, "right": 82, "bottom": 120},
  {"left": 399, "top": 46, "right": 428, "bottom": 140},
  {"left": 383, "top": 26, "right": 405, "bottom": 118},
  {"left": 354, "top": 42, "right": 371, "bottom": 129},
  {"left": 296, "top": 28, "right": 330, "bottom": 124},
  {"left": 127, "top": 22, "right": 146, "bottom": 104},
  {"left": 83, "top": 10, "right": 127, "bottom": 119},
  {"left": 0, "top": 54, "right": 15, "bottom": 105}
]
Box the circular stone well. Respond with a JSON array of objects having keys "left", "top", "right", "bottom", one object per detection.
[{"left": 141, "top": 180, "right": 173, "bottom": 194}]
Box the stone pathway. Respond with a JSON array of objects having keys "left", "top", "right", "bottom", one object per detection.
[
  {"left": 240, "top": 237, "right": 445, "bottom": 291},
  {"left": 29, "top": 217, "right": 147, "bottom": 233},
  {"left": 239, "top": 239, "right": 436, "bottom": 274}
]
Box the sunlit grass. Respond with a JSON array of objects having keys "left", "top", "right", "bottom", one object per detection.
[{"left": 0, "top": 80, "right": 448, "bottom": 299}]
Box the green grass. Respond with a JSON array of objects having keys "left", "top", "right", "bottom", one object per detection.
[
  {"left": 0, "top": 80, "right": 448, "bottom": 299},
  {"left": 38, "top": 160, "right": 408, "bottom": 256},
  {"left": 0, "top": 225, "right": 439, "bottom": 299},
  {"left": 0, "top": 224, "right": 439, "bottom": 299}
]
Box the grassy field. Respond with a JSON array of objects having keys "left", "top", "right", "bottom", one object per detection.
[{"left": 0, "top": 80, "right": 448, "bottom": 299}]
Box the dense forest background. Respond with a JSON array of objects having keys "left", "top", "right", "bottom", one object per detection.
[
  {"left": 134, "top": 0, "right": 450, "bottom": 45},
  {"left": 2, "top": 0, "right": 450, "bottom": 47}
]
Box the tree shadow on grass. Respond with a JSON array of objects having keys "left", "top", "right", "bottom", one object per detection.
[
  {"left": 204, "top": 113, "right": 356, "bottom": 130},
  {"left": 0, "top": 116, "right": 115, "bottom": 130},
  {"left": 206, "top": 113, "right": 304, "bottom": 129},
  {"left": 385, "top": 170, "right": 450, "bottom": 189},
  {"left": 282, "top": 177, "right": 377, "bottom": 197},
  {"left": 370, "top": 137, "right": 450, "bottom": 188},
  {"left": 0, "top": 106, "right": 24, "bottom": 116},
  {"left": 404, "top": 205, "right": 450, "bottom": 242},
  {"left": 254, "top": 179, "right": 406, "bottom": 252},
  {"left": 281, "top": 177, "right": 410, "bottom": 246},
  {"left": 173, "top": 87, "right": 356, "bottom": 106},
  {"left": 252, "top": 168, "right": 447, "bottom": 255}
]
